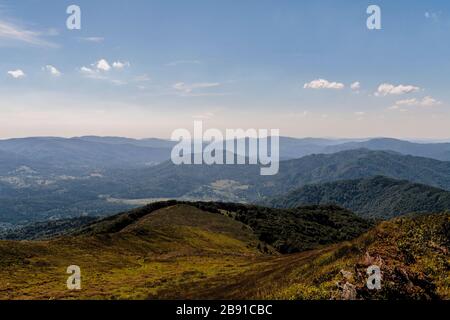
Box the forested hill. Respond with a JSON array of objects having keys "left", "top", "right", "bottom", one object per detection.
[{"left": 266, "top": 176, "right": 450, "bottom": 219}]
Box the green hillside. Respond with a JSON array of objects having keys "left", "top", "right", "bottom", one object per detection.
[
  {"left": 0, "top": 203, "right": 447, "bottom": 300},
  {"left": 0, "top": 204, "right": 264, "bottom": 300},
  {"left": 268, "top": 149, "right": 450, "bottom": 196},
  {"left": 266, "top": 176, "right": 450, "bottom": 219},
  {"left": 268, "top": 213, "right": 450, "bottom": 300},
  {"left": 75, "top": 201, "right": 372, "bottom": 253},
  {"left": 0, "top": 202, "right": 367, "bottom": 299}
]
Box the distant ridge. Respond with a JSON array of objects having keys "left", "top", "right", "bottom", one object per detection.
[
  {"left": 0, "top": 136, "right": 172, "bottom": 172},
  {"left": 265, "top": 176, "right": 450, "bottom": 219},
  {"left": 2, "top": 136, "right": 450, "bottom": 169},
  {"left": 324, "top": 137, "right": 450, "bottom": 161}
]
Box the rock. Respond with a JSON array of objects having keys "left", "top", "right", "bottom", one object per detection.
[{"left": 341, "top": 282, "right": 357, "bottom": 300}]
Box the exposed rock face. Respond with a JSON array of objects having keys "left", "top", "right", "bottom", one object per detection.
[{"left": 335, "top": 281, "right": 357, "bottom": 300}]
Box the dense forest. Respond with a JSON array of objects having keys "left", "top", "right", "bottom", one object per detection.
[{"left": 266, "top": 176, "right": 450, "bottom": 219}]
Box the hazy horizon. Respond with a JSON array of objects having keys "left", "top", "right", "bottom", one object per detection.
[{"left": 0, "top": 134, "right": 449, "bottom": 144}]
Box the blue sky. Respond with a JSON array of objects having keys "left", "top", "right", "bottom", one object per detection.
[{"left": 0, "top": 0, "right": 449, "bottom": 139}]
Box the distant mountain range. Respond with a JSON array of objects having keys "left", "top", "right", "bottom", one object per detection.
[
  {"left": 265, "top": 176, "right": 450, "bottom": 219},
  {"left": 2, "top": 148, "right": 450, "bottom": 225},
  {"left": 79, "top": 136, "right": 450, "bottom": 161},
  {"left": 0, "top": 137, "right": 172, "bottom": 174},
  {"left": 108, "top": 148, "right": 450, "bottom": 202},
  {"left": 2, "top": 135, "right": 450, "bottom": 226},
  {"left": 1, "top": 136, "right": 450, "bottom": 175},
  {"left": 323, "top": 138, "right": 450, "bottom": 161}
]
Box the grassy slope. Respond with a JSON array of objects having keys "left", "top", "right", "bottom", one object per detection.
[
  {"left": 266, "top": 213, "right": 450, "bottom": 300},
  {"left": 165, "top": 213, "right": 450, "bottom": 300},
  {"left": 74, "top": 201, "right": 372, "bottom": 254},
  {"left": 148, "top": 213, "right": 450, "bottom": 300},
  {"left": 0, "top": 204, "right": 267, "bottom": 299},
  {"left": 0, "top": 204, "right": 448, "bottom": 300}
]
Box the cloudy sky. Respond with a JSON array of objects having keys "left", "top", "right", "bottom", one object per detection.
[{"left": 0, "top": 0, "right": 449, "bottom": 139}]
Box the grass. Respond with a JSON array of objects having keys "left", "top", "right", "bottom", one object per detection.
[
  {"left": 0, "top": 204, "right": 448, "bottom": 300},
  {"left": 266, "top": 213, "right": 450, "bottom": 300},
  {"left": 0, "top": 204, "right": 266, "bottom": 299}
]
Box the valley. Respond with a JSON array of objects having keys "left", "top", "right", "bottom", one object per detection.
[{"left": 2, "top": 136, "right": 450, "bottom": 227}]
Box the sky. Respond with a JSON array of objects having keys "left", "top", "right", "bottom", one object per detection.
[{"left": 0, "top": 0, "right": 449, "bottom": 139}]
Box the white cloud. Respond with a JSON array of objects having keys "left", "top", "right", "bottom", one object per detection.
[
  {"left": 78, "top": 37, "right": 104, "bottom": 43},
  {"left": 421, "top": 96, "right": 442, "bottom": 107},
  {"left": 80, "top": 66, "right": 93, "bottom": 73},
  {"left": 43, "top": 65, "right": 61, "bottom": 77},
  {"left": 80, "top": 66, "right": 107, "bottom": 80},
  {"left": 375, "top": 83, "right": 420, "bottom": 96},
  {"left": 79, "top": 63, "right": 127, "bottom": 85},
  {"left": 95, "top": 59, "right": 111, "bottom": 71},
  {"left": 425, "top": 11, "right": 441, "bottom": 21},
  {"left": 83, "top": 59, "right": 129, "bottom": 74},
  {"left": 0, "top": 20, "right": 57, "bottom": 47},
  {"left": 303, "top": 79, "right": 345, "bottom": 90},
  {"left": 354, "top": 111, "right": 365, "bottom": 116},
  {"left": 80, "top": 59, "right": 113, "bottom": 79},
  {"left": 173, "top": 82, "right": 221, "bottom": 94},
  {"left": 112, "top": 61, "right": 130, "bottom": 69},
  {"left": 350, "top": 81, "right": 361, "bottom": 91},
  {"left": 7, "top": 69, "right": 25, "bottom": 79},
  {"left": 394, "top": 96, "right": 442, "bottom": 108},
  {"left": 80, "top": 66, "right": 96, "bottom": 76}
]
